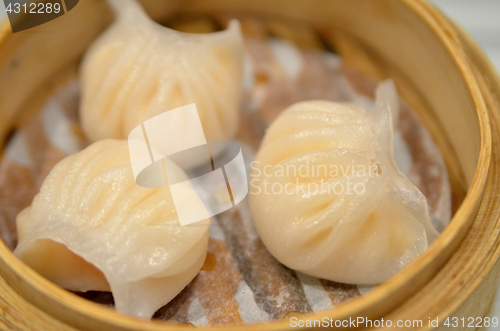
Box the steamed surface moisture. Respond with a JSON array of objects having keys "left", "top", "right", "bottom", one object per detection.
[
  {"left": 14, "top": 140, "right": 210, "bottom": 318},
  {"left": 80, "top": 0, "right": 244, "bottom": 159},
  {"left": 249, "top": 82, "right": 440, "bottom": 285}
]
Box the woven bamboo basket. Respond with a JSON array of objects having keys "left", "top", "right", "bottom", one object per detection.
[{"left": 0, "top": 0, "right": 499, "bottom": 330}]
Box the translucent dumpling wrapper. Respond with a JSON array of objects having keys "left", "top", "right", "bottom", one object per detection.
[
  {"left": 14, "top": 140, "right": 210, "bottom": 318},
  {"left": 249, "top": 81, "right": 439, "bottom": 285},
  {"left": 80, "top": 0, "right": 244, "bottom": 151}
]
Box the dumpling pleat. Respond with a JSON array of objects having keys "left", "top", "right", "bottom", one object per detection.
[
  {"left": 14, "top": 140, "right": 210, "bottom": 318},
  {"left": 249, "top": 81, "right": 439, "bottom": 285}
]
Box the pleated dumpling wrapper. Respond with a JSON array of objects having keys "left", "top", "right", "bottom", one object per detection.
[
  {"left": 80, "top": 0, "right": 244, "bottom": 147},
  {"left": 14, "top": 140, "right": 210, "bottom": 318},
  {"left": 249, "top": 81, "right": 439, "bottom": 285}
]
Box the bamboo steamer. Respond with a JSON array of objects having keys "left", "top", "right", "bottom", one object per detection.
[{"left": 0, "top": 0, "right": 498, "bottom": 330}]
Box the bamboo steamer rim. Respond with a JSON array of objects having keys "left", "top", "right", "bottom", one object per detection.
[
  {"left": 448, "top": 45, "right": 500, "bottom": 324},
  {"left": 0, "top": 0, "right": 493, "bottom": 330}
]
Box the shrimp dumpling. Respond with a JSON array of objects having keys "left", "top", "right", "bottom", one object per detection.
[
  {"left": 14, "top": 140, "right": 210, "bottom": 318},
  {"left": 80, "top": 0, "right": 244, "bottom": 147},
  {"left": 249, "top": 81, "right": 439, "bottom": 285}
]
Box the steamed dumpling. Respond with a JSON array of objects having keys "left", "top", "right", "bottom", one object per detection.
[
  {"left": 80, "top": 0, "right": 244, "bottom": 145},
  {"left": 249, "top": 81, "right": 439, "bottom": 285},
  {"left": 14, "top": 140, "right": 210, "bottom": 318}
]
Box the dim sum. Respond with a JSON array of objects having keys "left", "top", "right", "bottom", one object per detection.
[{"left": 249, "top": 81, "right": 439, "bottom": 285}]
